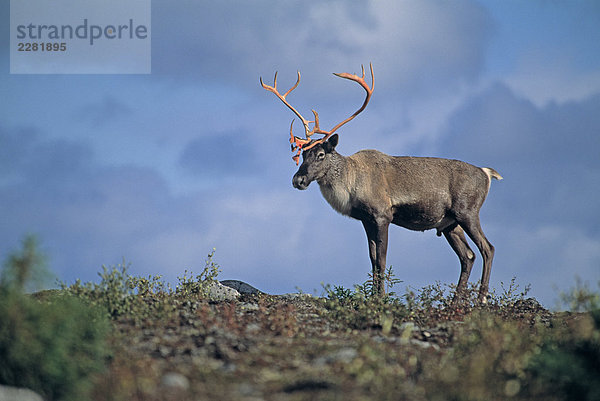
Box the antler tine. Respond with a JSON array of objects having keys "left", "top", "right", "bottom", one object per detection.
[
  {"left": 298, "top": 63, "right": 374, "bottom": 154},
  {"left": 260, "top": 71, "right": 312, "bottom": 138},
  {"left": 311, "top": 110, "right": 321, "bottom": 134},
  {"left": 327, "top": 62, "right": 374, "bottom": 135},
  {"left": 283, "top": 71, "right": 301, "bottom": 99}
]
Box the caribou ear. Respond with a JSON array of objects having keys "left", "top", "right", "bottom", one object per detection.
[{"left": 327, "top": 134, "right": 339, "bottom": 150}]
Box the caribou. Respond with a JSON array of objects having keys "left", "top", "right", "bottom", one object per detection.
[{"left": 260, "top": 64, "right": 502, "bottom": 304}]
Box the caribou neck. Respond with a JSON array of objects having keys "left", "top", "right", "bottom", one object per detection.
[{"left": 317, "top": 151, "right": 354, "bottom": 216}]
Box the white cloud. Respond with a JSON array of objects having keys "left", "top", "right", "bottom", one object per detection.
[
  {"left": 495, "top": 224, "right": 600, "bottom": 306},
  {"left": 503, "top": 66, "right": 600, "bottom": 108},
  {"left": 482, "top": 0, "right": 600, "bottom": 107},
  {"left": 430, "top": 81, "right": 600, "bottom": 305},
  {"left": 151, "top": 0, "right": 492, "bottom": 94}
]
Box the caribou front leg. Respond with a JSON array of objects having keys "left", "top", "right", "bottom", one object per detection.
[{"left": 362, "top": 219, "right": 390, "bottom": 296}]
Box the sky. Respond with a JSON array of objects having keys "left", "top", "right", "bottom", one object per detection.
[{"left": 1, "top": 0, "right": 599, "bottom": 307}]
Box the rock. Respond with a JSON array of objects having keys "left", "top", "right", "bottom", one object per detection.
[
  {"left": 399, "top": 322, "right": 418, "bottom": 331},
  {"left": 161, "top": 372, "right": 190, "bottom": 390},
  {"left": 0, "top": 385, "right": 44, "bottom": 401},
  {"left": 330, "top": 347, "right": 358, "bottom": 363},
  {"left": 278, "top": 293, "right": 313, "bottom": 299},
  {"left": 207, "top": 281, "right": 240, "bottom": 301},
  {"left": 315, "top": 347, "right": 358, "bottom": 366},
  {"left": 245, "top": 323, "right": 261, "bottom": 334},
  {"left": 220, "top": 280, "right": 264, "bottom": 295},
  {"left": 239, "top": 302, "right": 260, "bottom": 312},
  {"left": 513, "top": 297, "right": 547, "bottom": 313},
  {"left": 409, "top": 338, "right": 440, "bottom": 351}
]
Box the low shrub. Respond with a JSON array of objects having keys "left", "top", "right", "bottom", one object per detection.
[
  {"left": 427, "top": 310, "right": 540, "bottom": 401},
  {"left": 0, "top": 236, "right": 109, "bottom": 401},
  {"left": 60, "top": 248, "right": 222, "bottom": 324},
  {"left": 320, "top": 267, "right": 408, "bottom": 333},
  {"left": 175, "top": 248, "right": 221, "bottom": 298},
  {"left": 526, "top": 281, "right": 600, "bottom": 400}
]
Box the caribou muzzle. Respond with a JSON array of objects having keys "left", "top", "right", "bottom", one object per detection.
[{"left": 292, "top": 173, "right": 310, "bottom": 190}]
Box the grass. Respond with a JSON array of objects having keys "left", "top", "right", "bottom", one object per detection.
[{"left": 1, "top": 237, "right": 599, "bottom": 400}]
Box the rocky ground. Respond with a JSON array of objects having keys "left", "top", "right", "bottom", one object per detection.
[
  {"left": 94, "top": 281, "right": 557, "bottom": 401},
  {"left": 5, "top": 244, "right": 595, "bottom": 401}
]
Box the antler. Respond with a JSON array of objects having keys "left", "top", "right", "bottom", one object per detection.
[
  {"left": 260, "top": 71, "right": 314, "bottom": 139},
  {"left": 261, "top": 63, "right": 374, "bottom": 164}
]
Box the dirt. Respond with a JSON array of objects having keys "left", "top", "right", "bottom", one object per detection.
[{"left": 99, "top": 293, "right": 554, "bottom": 401}]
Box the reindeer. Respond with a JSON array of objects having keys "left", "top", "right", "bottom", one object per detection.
[{"left": 260, "top": 64, "right": 502, "bottom": 304}]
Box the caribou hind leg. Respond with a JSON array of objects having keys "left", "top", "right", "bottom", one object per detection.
[
  {"left": 459, "top": 217, "right": 495, "bottom": 303},
  {"left": 443, "top": 224, "right": 476, "bottom": 305}
]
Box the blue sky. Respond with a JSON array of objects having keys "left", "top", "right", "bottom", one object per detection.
[{"left": 1, "top": 1, "right": 599, "bottom": 307}]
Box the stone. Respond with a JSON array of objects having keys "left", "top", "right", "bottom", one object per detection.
[
  {"left": 239, "top": 302, "right": 260, "bottom": 312},
  {"left": 330, "top": 347, "right": 358, "bottom": 363},
  {"left": 0, "top": 385, "right": 44, "bottom": 401},
  {"left": 278, "top": 293, "right": 313, "bottom": 299},
  {"left": 161, "top": 372, "right": 190, "bottom": 390},
  {"left": 207, "top": 281, "right": 240, "bottom": 301},
  {"left": 410, "top": 339, "right": 440, "bottom": 351},
  {"left": 219, "top": 280, "right": 264, "bottom": 295},
  {"left": 315, "top": 347, "right": 358, "bottom": 366},
  {"left": 399, "top": 322, "right": 419, "bottom": 331}
]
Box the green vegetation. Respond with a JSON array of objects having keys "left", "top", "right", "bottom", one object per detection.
[
  {"left": 527, "top": 281, "right": 600, "bottom": 401},
  {"left": 1, "top": 236, "right": 598, "bottom": 400},
  {"left": 0, "top": 236, "right": 109, "bottom": 401},
  {"left": 59, "top": 249, "right": 221, "bottom": 324}
]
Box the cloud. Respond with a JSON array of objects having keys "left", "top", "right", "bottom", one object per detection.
[
  {"left": 495, "top": 224, "right": 600, "bottom": 306},
  {"left": 179, "top": 130, "right": 259, "bottom": 177},
  {"left": 0, "top": 126, "right": 93, "bottom": 192},
  {"left": 2, "top": 86, "right": 597, "bottom": 307},
  {"left": 486, "top": 1, "right": 600, "bottom": 106},
  {"left": 0, "top": 123, "right": 355, "bottom": 292},
  {"left": 77, "top": 96, "right": 133, "bottom": 127},
  {"left": 2, "top": 1, "right": 598, "bottom": 308},
  {"left": 427, "top": 82, "right": 600, "bottom": 301},
  {"left": 438, "top": 83, "right": 600, "bottom": 233},
  {"left": 151, "top": 0, "right": 493, "bottom": 95},
  {"left": 0, "top": 124, "right": 206, "bottom": 282}
]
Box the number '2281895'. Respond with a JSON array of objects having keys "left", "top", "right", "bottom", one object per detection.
[{"left": 18, "top": 43, "right": 67, "bottom": 51}]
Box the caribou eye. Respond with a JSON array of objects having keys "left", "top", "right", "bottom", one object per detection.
[{"left": 317, "top": 151, "right": 326, "bottom": 160}]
